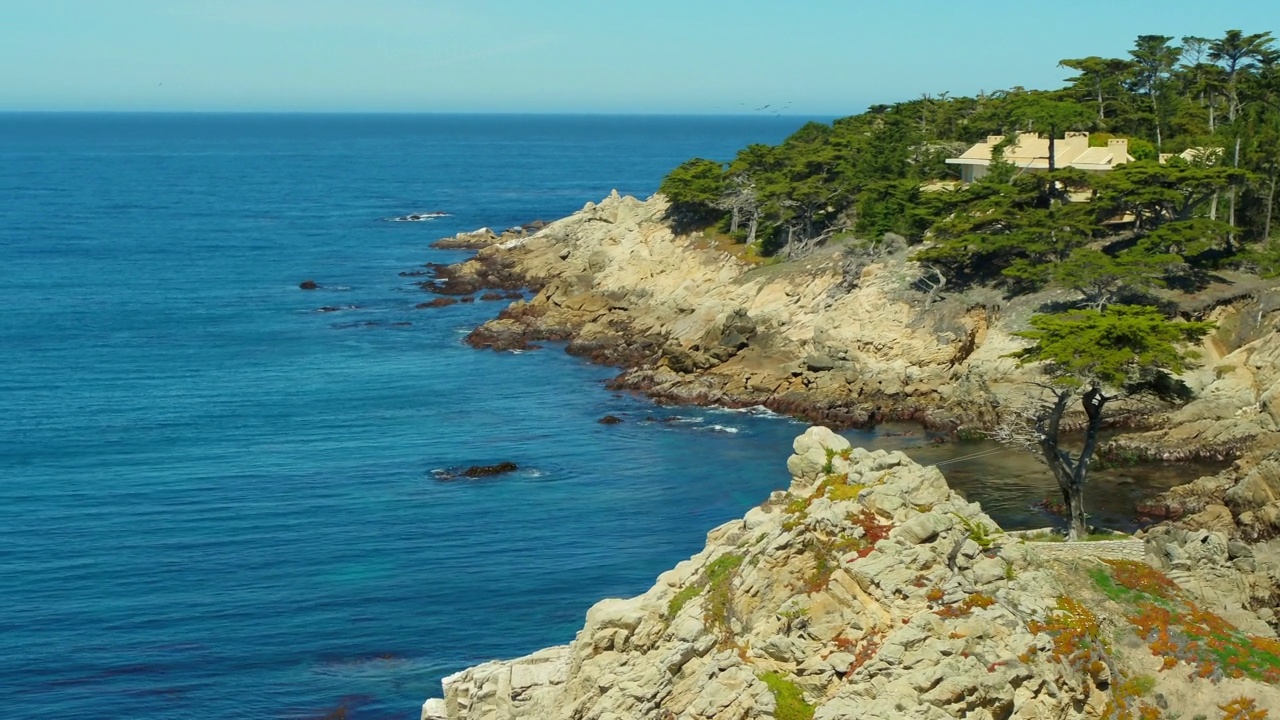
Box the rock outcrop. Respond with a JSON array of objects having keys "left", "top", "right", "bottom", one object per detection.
[
  {"left": 420, "top": 194, "right": 1280, "bottom": 610},
  {"left": 423, "top": 427, "right": 1279, "bottom": 720},
  {"left": 425, "top": 193, "right": 1280, "bottom": 465},
  {"left": 430, "top": 193, "right": 1037, "bottom": 432},
  {"left": 1101, "top": 289, "right": 1280, "bottom": 463}
]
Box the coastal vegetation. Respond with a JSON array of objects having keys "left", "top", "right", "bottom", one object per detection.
[
  {"left": 659, "top": 29, "right": 1279, "bottom": 540},
  {"left": 659, "top": 30, "right": 1280, "bottom": 264},
  {"left": 1003, "top": 305, "right": 1214, "bottom": 540}
]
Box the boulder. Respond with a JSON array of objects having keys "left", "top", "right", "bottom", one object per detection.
[{"left": 460, "top": 462, "right": 518, "bottom": 478}]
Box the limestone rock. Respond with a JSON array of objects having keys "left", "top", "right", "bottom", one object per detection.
[{"left": 424, "top": 427, "right": 1280, "bottom": 720}]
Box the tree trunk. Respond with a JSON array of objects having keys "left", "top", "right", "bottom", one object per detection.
[
  {"left": 1230, "top": 136, "right": 1242, "bottom": 242},
  {"left": 729, "top": 205, "right": 740, "bottom": 234},
  {"left": 746, "top": 216, "right": 758, "bottom": 246},
  {"left": 1070, "top": 387, "right": 1108, "bottom": 539},
  {"left": 1037, "top": 387, "right": 1108, "bottom": 541},
  {"left": 1266, "top": 171, "right": 1277, "bottom": 241},
  {"left": 1048, "top": 132, "right": 1057, "bottom": 172},
  {"left": 1037, "top": 391, "right": 1084, "bottom": 539},
  {"left": 1153, "top": 94, "right": 1163, "bottom": 151}
]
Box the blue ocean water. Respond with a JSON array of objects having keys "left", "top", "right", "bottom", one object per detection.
[{"left": 0, "top": 114, "right": 1206, "bottom": 719}]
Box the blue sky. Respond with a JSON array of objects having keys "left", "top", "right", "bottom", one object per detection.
[{"left": 3, "top": 0, "right": 1279, "bottom": 114}]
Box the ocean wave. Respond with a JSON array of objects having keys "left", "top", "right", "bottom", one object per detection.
[
  {"left": 386, "top": 212, "right": 450, "bottom": 222},
  {"left": 722, "top": 405, "right": 788, "bottom": 419},
  {"left": 700, "top": 424, "right": 741, "bottom": 434}
]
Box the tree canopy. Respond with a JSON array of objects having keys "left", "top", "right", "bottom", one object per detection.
[
  {"left": 1011, "top": 305, "right": 1213, "bottom": 389},
  {"left": 658, "top": 28, "right": 1280, "bottom": 267},
  {"left": 1006, "top": 306, "right": 1214, "bottom": 540}
]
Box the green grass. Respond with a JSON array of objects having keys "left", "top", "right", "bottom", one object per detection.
[
  {"left": 1089, "top": 567, "right": 1165, "bottom": 605},
  {"left": 703, "top": 553, "right": 745, "bottom": 641},
  {"left": 759, "top": 672, "right": 815, "bottom": 720},
  {"left": 951, "top": 513, "right": 1001, "bottom": 549},
  {"left": 667, "top": 584, "right": 703, "bottom": 619},
  {"left": 667, "top": 553, "right": 744, "bottom": 622}
]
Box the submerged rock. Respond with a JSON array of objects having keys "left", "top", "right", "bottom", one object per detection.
[
  {"left": 597, "top": 415, "right": 624, "bottom": 425},
  {"left": 417, "top": 298, "right": 458, "bottom": 309},
  {"left": 299, "top": 279, "right": 319, "bottom": 290}
]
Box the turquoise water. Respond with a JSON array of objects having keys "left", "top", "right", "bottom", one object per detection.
[{"left": 0, "top": 114, "right": 1205, "bottom": 719}]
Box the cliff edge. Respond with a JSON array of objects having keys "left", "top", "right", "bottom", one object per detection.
[
  {"left": 422, "top": 427, "right": 1279, "bottom": 720},
  {"left": 424, "top": 192, "right": 1280, "bottom": 541}
]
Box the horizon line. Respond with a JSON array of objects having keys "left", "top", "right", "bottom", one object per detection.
[{"left": 0, "top": 109, "right": 847, "bottom": 118}]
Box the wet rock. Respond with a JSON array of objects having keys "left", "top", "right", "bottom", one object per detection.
[
  {"left": 417, "top": 298, "right": 457, "bottom": 309},
  {"left": 299, "top": 279, "right": 319, "bottom": 290},
  {"left": 479, "top": 292, "right": 505, "bottom": 301},
  {"left": 431, "top": 227, "right": 499, "bottom": 250},
  {"left": 598, "top": 415, "right": 624, "bottom": 425},
  {"left": 461, "top": 462, "right": 518, "bottom": 478}
]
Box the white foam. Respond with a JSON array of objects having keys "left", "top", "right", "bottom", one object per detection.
[{"left": 723, "top": 405, "right": 786, "bottom": 419}]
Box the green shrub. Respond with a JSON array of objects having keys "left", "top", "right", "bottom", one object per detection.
[{"left": 760, "top": 672, "right": 815, "bottom": 720}]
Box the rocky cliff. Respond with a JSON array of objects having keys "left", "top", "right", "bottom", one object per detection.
[
  {"left": 423, "top": 191, "right": 1280, "bottom": 538},
  {"left": 422, "top": 427, "right": 1280, "bottom": 720},
  {"left": 431, "top": 192, "right": 1028, "bottom": 431}
]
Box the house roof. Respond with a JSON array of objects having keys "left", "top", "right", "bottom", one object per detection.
[
  {"left": 945, "top": 132, "right": 1133, "bottom": 172},
  {"left": 1159, "top": 147, "right": 1224, "bottom": 166},
  {"left": 1071, "top": 146, "right": 1128, "bottom": 169}
]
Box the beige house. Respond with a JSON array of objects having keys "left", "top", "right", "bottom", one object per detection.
[
  {"left": 1159, "top": 147, "right": 1223, "bottom": 166},
  {"left": 946, "top": 132, "right": 1133, "bottom": 183}
]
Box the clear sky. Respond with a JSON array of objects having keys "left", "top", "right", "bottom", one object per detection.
[{"left": 3, "top": 0, "right": 1279, "bottom": 114}]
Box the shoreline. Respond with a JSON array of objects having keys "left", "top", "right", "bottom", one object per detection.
[
  {"left": 412, "top": 192, "right": 1280, "bottom": 535},
  {"left": 413, "top": 195, "right": 1280, "bottom": 719},
  {"left": 421, "top": 193, "right": 1275, "bottom": 464}
]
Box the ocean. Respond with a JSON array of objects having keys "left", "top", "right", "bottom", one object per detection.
[{"left": 0, "top": 114, "right": 1209, "bottom": 719}]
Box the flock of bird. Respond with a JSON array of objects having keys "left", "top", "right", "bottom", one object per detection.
[{"left": 711, "top": 101, "right": 794, "bottom": 116}]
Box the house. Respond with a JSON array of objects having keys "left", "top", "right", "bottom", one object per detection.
[
  {"left": 945, "top": 132, "right": 1133, "bottom": 183},
  {"left": 1159, "top": 147, "right": 1223, "bottom": 166}
]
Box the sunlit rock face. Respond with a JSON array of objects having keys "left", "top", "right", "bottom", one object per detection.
[{"left": 423, "top": 426, "right": 1280, "bottom": 720}]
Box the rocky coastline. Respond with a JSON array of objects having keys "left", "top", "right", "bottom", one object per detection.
[
  {"left": 422, "top": 427, "right": 1280, "bottom": 719},
  {"left": 415, "top": 193, "right": 1280, "bottom": 534},
  {"left": 411, "top": 192, "right": 1280, "bottom": 717},
  {"left": 422, "top": 192, "right": 1280, "bottom": 450}
]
